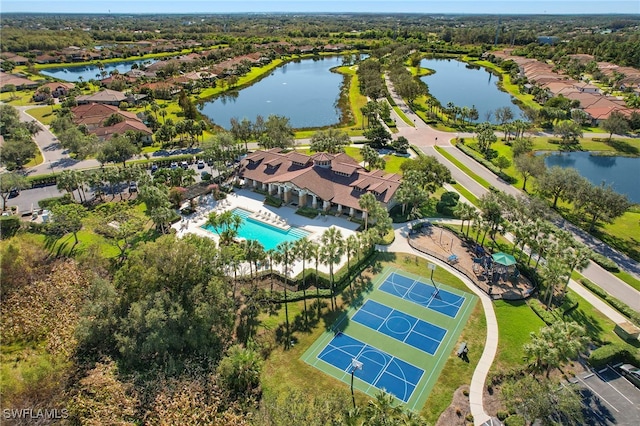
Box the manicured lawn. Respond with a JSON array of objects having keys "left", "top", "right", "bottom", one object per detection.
[
  {"left": 196, "top": 59, "right": 284, "bottom": 101},
  {"left": 491, "top": 300, "right": 544, "bottom": 373},
  {"left": 334, "top": 64, "right": 368, "bottom": 134},
  {"left": 382, "top": 153, "right": 409, "bottom": 174},
  {"left": 25, "top": 105, "right": 59, "bottom": 125},
  {"left": 0, "top": 91, "right": 37, "bottom": 106}
]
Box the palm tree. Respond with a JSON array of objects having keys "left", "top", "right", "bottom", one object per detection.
[
  {"left": 358, "top": 192, "right": 378, "bottom": 231},
  {"left": 294, "top": 237, "right": 314, "bottom": 322},
  {"left": 321, "top": 227, "right": 344, "bottom": 311},
  {"left": 309, "top": 240, "right": 322, "bottom": 318},
  {"left": 266, "top": 248, "right": 278, "bottom": 295},
  {"left": 345, "top": 235, "right": 359, "bottom": 295},
  {"left": 454, "top": 202, "right": 476, "bottom": 235},
  {"left": 276, "top": 241, "right": 296, "bottom": 349},
  {"left": 243, "top": 239, "right": 265, "bottom": 280},
  {"left": 56, "top": 170, "right": 78, "bottom": 201}
]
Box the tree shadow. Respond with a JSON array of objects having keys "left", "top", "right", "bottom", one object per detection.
[
  {"left": 605, "top": 139, "right": 639, "bottom": 155},
  {"left": 579, "top": 387, "right": 615, "bottom": 426}
]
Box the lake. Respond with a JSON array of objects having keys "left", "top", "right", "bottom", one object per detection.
[
  {"left": 198, "top": 56, "right": 345, "bottom": 129},
  {"left": 544, "top": 151, "right": 640, "bottom": 203},
  {"left": 419, "top": 58, "right": 523, "bottom": 124},
  {"left": 40, "top": 59, "right": 157, "bottom": 82}
]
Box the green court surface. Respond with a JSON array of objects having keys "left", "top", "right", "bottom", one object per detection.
[{"left": 301, "top": 267, "right": 477, "bottom": 412}]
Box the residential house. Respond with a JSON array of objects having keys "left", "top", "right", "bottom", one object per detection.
[
  {"left": 76, "top": 89, "right": 127, "bottom": 106},
  {"left": 33, "top": 82, "right": 75, "bottom": 101},
  {"left": 72, "top": 103, "right": 141, "bottom": 130}
]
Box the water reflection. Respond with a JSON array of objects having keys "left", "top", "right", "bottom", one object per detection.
[
  {"left": 587, "top": 155, "right": 616, "bottom": 168},
  {"left": 544, "top": 151, "right": 639, "bottom": 203}
]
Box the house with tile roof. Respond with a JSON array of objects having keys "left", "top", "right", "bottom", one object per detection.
[
  {"left": 72, "top": 103, "right": 142, "bottom": 130},
  {"left": 237, "top": 149, "right": 401, "bottom": 219},
  {"left": 76, "top": 89, "right": 127, "bottom": 106}
]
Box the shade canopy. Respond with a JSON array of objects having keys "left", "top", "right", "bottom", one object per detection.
[{"left": 492, "top": 252, "right": 517, "bottom": 266}]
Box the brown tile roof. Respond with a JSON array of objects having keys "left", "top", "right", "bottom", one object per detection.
[
  {"left": 72, "top": 103, "right": 140, "bottom": 128},
  {"left": 91, "top": 120, "right": 152, "bottom": 139},
  {"left": 239, "top": 149, "right": 400, "bottom": 209},
  {"left": 76, "top": 89, "right": 127, "bottom": 104},
  {"left": 0, "top": 72, "right": 38, "bottom": 89}
]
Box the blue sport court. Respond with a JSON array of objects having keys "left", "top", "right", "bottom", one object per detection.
[
  {"left": 380, "top": 271, "right": 465, "bottom": 318},
  {"left": 352, "top": 300, "right": 446, "bottom": 355},
  {"left": 317, "top": 333, "right": 424, "bottom": 403}
]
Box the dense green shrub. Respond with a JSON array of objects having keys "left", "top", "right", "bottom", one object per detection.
[
  {"left": 504, "top": 414, "right": 526, "bottom": 426},
  {"left": 589, "top": 252, "right": 619, "bottom": 272},
  {"left": 38, "top": 194, "right": 74, "bottom": 209},
  {"left": 588, "top": 343, "right": 640, "bottom": 367},
  {"left": 528, "top": 298, "right": 557, "bottom": 325},
  {"left": 264, "top": 195, "right": 283, "bottom": 207},
  {"left": 296, "top": 206, "right": 319, "bottom": 219},
  {"left": 0, "top": 216, "right": 21, "bottom": 239},
  {"left": 497, "top": 410, "right": 509, "bottom": 421}
]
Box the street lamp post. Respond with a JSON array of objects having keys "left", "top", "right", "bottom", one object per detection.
[{"left": 350, "top": 358, "right": 363, "bottom": 409}]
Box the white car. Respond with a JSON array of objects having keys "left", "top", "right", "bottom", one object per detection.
[{"left": 197, "top": 159, "right": 205, "bottom": 169}]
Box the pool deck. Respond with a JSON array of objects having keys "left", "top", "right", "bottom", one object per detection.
[{"left": 173, "top": 188, "right": 360, "bottom": 277}]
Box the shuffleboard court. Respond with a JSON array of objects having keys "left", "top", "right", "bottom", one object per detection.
[
  {"left": 380, "top": 271, "right": 465, "bottom": 318},
  {"left": 317, "top": 332, "right": 424, "bottom": 403},
  {"left": 352, "top": 300, "right": 446, "bottom": 355}
]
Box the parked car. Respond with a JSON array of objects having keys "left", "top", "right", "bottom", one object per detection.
[
  {"left": 170, "top": 162, "right": 178, "bottom": 170},
  {"left": 129, "top": 182, "right": 138, "bottom": 193},
  {"left": 151, "top": 163, "right": 158, "bottom": 173},
  {"left": 8, "top": 188, "right": 20, "bottom": 198},
  {"left": 620, "top": 364, "right": 640, "bottom": 388},
  {"left": 180, "top": 161, "right": 189, "bottom": 169},
  {"left": 197, "top": 159, "right": 205, "bottom": 169}
]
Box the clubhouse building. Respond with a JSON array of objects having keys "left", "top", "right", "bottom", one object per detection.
[{"left": 237, "top": 149, "right": 401, "bottom": 219}]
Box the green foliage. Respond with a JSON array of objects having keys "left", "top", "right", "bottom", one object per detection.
[
  {"left": 456, "top": 142, "right": 517, "bottom": 183},
  {"left": 501, "top": 375, "right": 584, "bottom": 425},
  {"left": 0, "top": 215, "right": 21, "bottom": 239},
  {"left": 588, "top": 342, "right": 640, "bottom": 368},
  {"left": 89, "top": 235, "right": 236, "bottom": 370},
  {"left": 264, "top": 194, "right": 283, "bottom": 207},
  {"left": 216, "top": 345, "right": 263, "bottom": 397},
  {"left": 38, "top": 194, "right": 74, "bottom": 209},
  {"left": 528, "top": 299, "right": 557, "bottom": 325},
  {"left": 295, "top": 206, "right": 319, "bottom": 218}
]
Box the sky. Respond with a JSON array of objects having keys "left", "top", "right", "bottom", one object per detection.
[{"left": 1, "top": 1, "right": 639, "bottom": 15}]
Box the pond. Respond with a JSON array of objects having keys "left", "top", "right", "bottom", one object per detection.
[
  {"left": 198, "top": 56, "right": 347, "bottom": 129},
  {"left": 544, "top": 151, "right": 640, "bottom": 203},
  {"left": 419, "top": 58, "right": 523, "bottom": 125},
  {"left": 40, "top": 59, "right": 157, "bottom": 83}
]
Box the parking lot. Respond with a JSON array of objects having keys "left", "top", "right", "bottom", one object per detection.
[{"left": 571, "top": 364, "right": 640, "bottom": 425}]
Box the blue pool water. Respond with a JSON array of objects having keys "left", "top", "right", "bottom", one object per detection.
[{"left": 201, "top": 208, "right": 309, "bottom": 250}]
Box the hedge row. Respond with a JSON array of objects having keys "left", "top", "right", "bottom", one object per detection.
[
  {"left": 528, "top": 298, "right": 557, "bottom": 325},
  {"left": 589, "top": 252, "right": 620, "bottom": 272},
  {"left": 455, "top": 142, "right": 517, "bottom": 184},
  {"left": 580, "top": 278, "right": 640, "bottom": 326},
  {"left": 588, "top": 342, "right": 640, "bottom": 367}
]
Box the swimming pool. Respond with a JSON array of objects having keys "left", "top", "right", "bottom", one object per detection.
[{"left": 201, "top": 208, "right": 310, "bottom": 250}]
